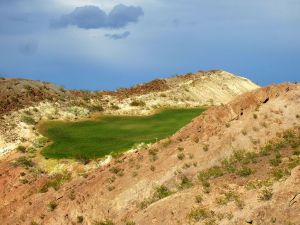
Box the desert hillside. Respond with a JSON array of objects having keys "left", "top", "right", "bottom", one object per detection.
[
  {"left": 0, "top": 70, "right": 258, "bottom": 156},
  {"left": 0, "top": 82, "right": 299, "bottom": 225}
]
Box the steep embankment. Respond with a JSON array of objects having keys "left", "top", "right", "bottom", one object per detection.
[{"left": 0, "top": 83, "right": 299, "bottom": 225}]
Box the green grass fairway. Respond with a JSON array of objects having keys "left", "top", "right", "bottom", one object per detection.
[{"left": 40, "top": 108, "right": 205, "bottom": 159}]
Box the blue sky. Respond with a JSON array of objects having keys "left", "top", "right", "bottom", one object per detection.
[{"left": 0, "top": 0, "right": 299, "bottom": 90}]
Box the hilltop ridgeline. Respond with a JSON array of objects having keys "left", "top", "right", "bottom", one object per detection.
[{"left": 0, "top": 70, "right": 259, "bottom": 116}]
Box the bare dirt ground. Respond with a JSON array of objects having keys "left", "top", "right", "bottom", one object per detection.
[{"left": 0, "top": 82, "right": 299, "bottom": 225}]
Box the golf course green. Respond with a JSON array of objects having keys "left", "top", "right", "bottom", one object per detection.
[{"left": 39, "top": 108, "right": 205, "bottom": 159}]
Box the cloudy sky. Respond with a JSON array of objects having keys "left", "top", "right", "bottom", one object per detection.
[{"left": 0, "top": 0, "right": 299, "bottom": 90}]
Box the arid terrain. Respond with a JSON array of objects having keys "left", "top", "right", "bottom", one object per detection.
[
  {"left": 1, "top": 71, "right": 300, "bottom": 225},
  {"left": 0, "top": 70, "right": 258, "bottom": 156}
]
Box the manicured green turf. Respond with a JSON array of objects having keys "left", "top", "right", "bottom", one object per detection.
[{"left": 40, "top": 108, "right": 205, "bottom": 159}]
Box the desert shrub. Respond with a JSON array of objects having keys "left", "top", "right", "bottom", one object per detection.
[
  {"left": 272, "top": 168, "right": 290, "bottom": 180},
  {"left": 30, "top": 222, "right": 38, "bottom": 225},
  {"left": 242, "top": 152, "right": 258, "bottom": 164},
  {"left": 16, "top": 145, "right": 26, "bottom": 153},
  {"left": 132, "top": 171, "right": 138, "bottom": 177},
  {"left": 259, "top": 188, "right": 273, "bottom": 201},
  {"left": 138, "top": 185, "right": 173, "bottom": 209},
  {"left": 89, "top": 105, "right": 104, "bottom": 112},
  {"left": 195, "top": 195, "right": 203, "bottom": 203},
  {"left": 204, "top": 218, "right": 217, "bottom": 225},
  {"left": 68, "top": 190, "right": 76, "bottom": 200},
  {"left": 199, "top": 166, "right": 224, "bottom": 181},
  {"left": 253, "top": 114, "right": 258, "bottom": 119},
  {"left": 188, "top": 153, "right": 194, "bottom": 159},
  {"left": 107, "top": 185, "right": 115, "bottom": 191},
  {"left": 293, "top": 150, "right": 300, "bottom": 156},
  {"left": 109, "top": 167, "right": 124, "bottom": 177},
  {"left": 221, "top": 159, "right": 236, "bottom": 173},
  {"left": 107, "top": 176, "right": 116, "bottom": 184},
  {"left": 193, "top": 136, "right": 200, "bottom": 143},
  {"left": 259, "top": 148, "right": 271, "bottom": 157},
  {"left": 93, "top": 219, "right": 115, "bottom": 225},
  {"left": 198, "top": 166, "right": 224, "bottom": 192},
  {"left": 111, "top": 104, "right": 120, "bottom": 110},
  {"left": 34, "top": 137, "right": 49, "bottom": 148},
  {"left": 27, "top": 147, "right": 37, "bottom": 153},
  {"left": 260, "top": 121, "right": 268, "bottom": 128},
  {"left": 183, "top": 163, "right": 191, "bottom": 169},
  {"left": 21, "top": 115, "right": 36, "bottom": 125},
  {"left": 269, "top": 156, "right": 282, "bottom": 167},
  {"left": 83, "top": 96, "right": 90, "bottom": 101},
  {"left": 125, "top": 222, "right": 136, "bottom": 225},
  {"left": 162, "top": 138, "right": 172, "bottom": 147},
  {"left": 77, "top": 216, "right": 84, "bottom": 223},
  {"left": 188, "top": 207, "right": 213, "bottom": 222},
  {"left": 148, "top": 148, "right": 158, "bottom": 161},
  {"left": 23, "top": 84, "right": 32, "bottom": 91},
  {"left": 177, "top": 152, "right": 185, "bottom": 160},
  {"left": 14, "top": 156, "right": 34, "bottom": 168},
  {"left": 177, "top": 147, "right": 184, "bottom": 151},
  {"left": 130, "top": 100, "right": 146, "bottom": 107},
  {"left": 236, "top": 167, "right": 253, "bottom": 177},
  {"left": 150, "top": 165, "right": 155, "bottom": 171},
  {"left": 179, "top": 175, "right": 193, "bottom": 189},
  {"left": 39, "top": 173, "right": 71, "bottom": 193},
  {"left": 203, "top": 185, "right": 211, "bottom": 194},
  {"left": 241, "top": 129, "right": 247, "bottom": 136},
  {"left": 138, "top": 199, "right": 151, "bottom": 209},
  {"left": 154, "top": 185, "right": 172, "bottom": 200},
  {"left": 288, "top": 157, "right": 300, "bottom": 169},
  {"left": 233, "top": 150, "right": 246, "bottom": 162},
  {"left": 203, "top": 144, "right": 209, "bottom": 152},
  {"left": 48, "top": 201, "right": 58, "bottom": 211},
  {"left": 215, "top": 191, "right": 243, "bottom": 208}
]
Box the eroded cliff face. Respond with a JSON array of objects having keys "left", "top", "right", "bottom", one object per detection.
[{"left": 0, "top": 83, "right": 299, "bottom": 225}]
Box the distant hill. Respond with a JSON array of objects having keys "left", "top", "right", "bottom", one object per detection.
[{"left": 0, "top": 70, "right": 259, "bottom": 117}]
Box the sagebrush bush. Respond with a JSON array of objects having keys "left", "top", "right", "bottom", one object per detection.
[
  {"left": 93, "top": 219, "right": 114, "bottom": 225},
  {"left": 48, "top": 200, "right": 58, "bottom": 211},
  {"left": 39, "top": 173, "right": 71, "bottom": 193},
  {"left": 188, "top": 207, "right": 213, "bottom": 222},
  {"left": 177, "top": 152, "right": 185, "bottom": 160},
  {"left": 130, "top": 100, "right": 146, "bottom": 107},
  {"left": 21, "top": 115, "right": 36, "bottom": 125},
  {"left": 16, "top": 145, "right": 26, "bottom": 153},
  {"left": 236, "top": 167, "right": 253, "bottom": 177},
  {"left": 14, "top": 156, "right": 34, "bottom": 168},
  {"left": 179, "top": 175, "right": 193, "bottom": 189},
  {"left": 259, "top": 188, "right": 273, "bottom": 201},
  {"left": 154, "top": 185, "right": 172, "bottom": 200}
]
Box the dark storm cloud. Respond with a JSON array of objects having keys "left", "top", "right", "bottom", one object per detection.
[
  {"left": 51, "top": 4, "right": 144, "bottom": 29},
  {"left": 105, "top": 31, "right": 130, "bottom": 40}
]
